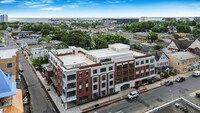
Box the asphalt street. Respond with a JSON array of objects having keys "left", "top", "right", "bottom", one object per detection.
[
  {"left": 3, "top": 30, "right": 56, "bottom": 113},
  {"left": 89, "top": 76, "right": 200, "bottom": 113}
]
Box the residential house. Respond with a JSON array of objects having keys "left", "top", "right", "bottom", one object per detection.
[
  {"left": 0, "top": 47, "right": 19, "bottom": 79},
  {"left": 0, "top": 69, "right": 23, "bottom": 113},
  {"left": 45, "top": 43, "right": 156, "bottom": 108},
  {"left": 168, "top": 52, "right": 199, "bottom": 73},
  {"left": 31, "top": 47, "right": 49, "bottom": 59},
  {"left": 151, "top": 51, "right": 170, "bottom": 73}
]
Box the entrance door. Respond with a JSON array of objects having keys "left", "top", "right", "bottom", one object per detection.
[{"left": 120, "top": 84, "right": 130, "bottom": 91}]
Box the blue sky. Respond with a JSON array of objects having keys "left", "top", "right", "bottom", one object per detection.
[{"left": 0, "top": 0, "right": 200, "bottom": 17}]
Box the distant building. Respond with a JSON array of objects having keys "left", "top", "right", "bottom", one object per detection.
[
  {"left": 31, "top": 47, "right": 48, "bottom": 59},
  {"left": 141, "top": 16, "right": 148, "bottom": 22},
  {"left": 12, "top": 31, "right": 34, "bottom": 39},
  {"left": 179, "top": 18, "right": 189, "bottom": 22},
  {"left": 0, "top": 14, "right": 8, "bottom": 23},
  {"left": 103, "top": 18, "right": 139, "bottom": 24},
  {"left": 194, "top": 17, "right": 200, "bottom": 21},
  {"left": 168, "top": 52, "right": 199, "bottom": 73},
  {"left": 0, "top": 46, "right": 19, "bottom": 80},
  {"left": 162, "top": 18, "right": 176, "bottom": 21}
]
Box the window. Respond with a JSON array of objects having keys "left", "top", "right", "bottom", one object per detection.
[
  {"left": 63, "top": 74, "right": 65, "bottom": 79},
  {"left": 93, "top": 69, "right": 97, "bottom": 74},
  {"left": 150, "top": 59, "right": 154, "bottom": 63},
  {"left": 150, "top": 65, "right": 154, "bottom": 69},
  {"left": 117, "top": 65, "right": 122, "bottom": 70},
  {"left": 102, "top": 83, "right": 106, "bottom": 88},
  {"left": 141, "top": 67, "right": 144, "bottom": 70},
  {"left": 86, "top": 71, "right": 89, "bottom": 76},
  {"left": 129, "top": 76, "right": 134, "bottom": 80},
  {"left": 117, "top": 79, "right": 122, "bottom": 84},
  {"left": 136, "top": 74, "right": 139, "bottom": 78},
  {"left": 141, "top": 60, "right": 144, "bottom": 64},
  {"left": 100, "top": 68, "right": 106, "bottom": 72},
  {"left": 86, "top": 79, "right": 88, "bottom": 84},
  {"left": 129, "top": 69, "right": 134, "bottom": 74},
  {"left": 109, "top": 88, "right": 114, "bottom": 93},
  {"left": 79, "top": 81, "right": 82, "bottom": 85},
  {"left": 7, "top": 63, "right": 12, "bottom": 68},
  {"left": 79, "top": 72, "right": 82, "bottom": 78},
  {"left": 136, "top": 68, "right": 139, "bottom": 72},
  {"left": 129, "top": 62, "right": 134, "bottom": 67},
  {"left": 102, "top": 75, "right": 106, "bottom": 81},
  {"left": 123, "top": 70, "right": 128, "bottom": 76},
  {"left": 79, "top": 96, "right": 88, "bottom": 103},
  {"left": 146, "top": 60, "right": 149, "bottom": 63},
  {"left": 110, "top": 74, "right": 114, "bottom": 79},
  {"left": 141, "top": 73, "right": 144, "bottom": 76},
  {"left": 109, "top": 66, "right": 113, "bottom": 71},
  {"left": 178, "top": 62, "right": 179, "bottom": 65},
  {"left": 79, "top": 89, "right": 82, "bottom": 93},
  {"left": 93, "top": 77, "right": 97, "bottom": 83},
  {"left": 93, "top": 85, "right": 98, "bottom": 90},
  {"left": 151, "top": 70, "right": 154, "bottom": 75},
  {"left": 117, "top": 72, "right": 122, "bottom": 77},
  {"left": 67, "top": 83, "right": 76, "bottom": 89},
  {"left": 102, "top": 90, "right": 106, "bottom": 96},
  {"left": 86, "top": 87, "right": 88, "bottom": 91},
  {"left": 100, "top": 58, "right": 111, "bottom": 63},
  {"left": 182, "top": 62, "right": 184, "bottom": 65},
  {"left": 93, "top": 93, "right": 98, "bottom": 98},
  {"left": 146, "top": 72, "right": 149, "bottom": 76},
  {"left": 67, "top": 74, "right": 76, "bottom": 81},
  {"left": 123, "top": 77, "right": 128, "bottom": 82},
  {"left": 67, "top": 91, "right": 75, "bottom": 97},
  {"left": 123, "top": 64, "right": 128, "bottom": 69},
  {"left": 110, "top": 81, "right": 113, "bottom": 86},
  {"left": 136, "top": 62, "right": 139, "bottom": 65},
  {"left": 146, "top": 66, "right": 149, "bottom": 69}
]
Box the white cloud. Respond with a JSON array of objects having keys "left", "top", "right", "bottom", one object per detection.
[
  {"left": 68, "top": 5, "right": 78, "bottom": 8},
  {"left": 29, "top": 4, "right": 48, "bottom": 8},
  {"left": 41, "top": 6, "right": 64, "bottom": 11},
  {"left": 0, "top": 0, "right": 15, "bottom": 3},
  {"left": 42, "top": 0, "right": 53, "bottom": 3}
]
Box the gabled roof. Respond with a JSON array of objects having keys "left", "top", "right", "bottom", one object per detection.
[
  {"left": 171, "top": 39, "right": 193, "bottom": 49},
  {"left": 0, "top": 69, "right": 16, "bottom": 98},
  {"left": 151, "top": 51, "right": 169, "bottom": 61}
]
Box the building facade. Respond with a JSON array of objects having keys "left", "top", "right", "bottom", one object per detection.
[
  {"left": 168, "top": 52, "right": 199, "bottom": 73},
  {"left": 45, "top": 43, "right": 156, "bottom": 108},
  {"left": 152, "top": 51, "right": 170, "bottom": 73},
  {"left": 0, "top": 47, "right": 19, "bottom": 79},
  {"left": 31, "top": 47, "right": 48, "bottom": 59},
  {"left": 0, "top": 14, "right": 8, "bottom": 23},
  {"left": 141, "top": 16, "right": 148, "bottom": 22}
]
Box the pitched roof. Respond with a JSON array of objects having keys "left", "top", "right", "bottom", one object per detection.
[
  {"left": 0, "top": 69, "right": 16, "bottom": 98},
  {"left": 151, "top": 51, "right": 169, "bottom": 61},
  {"left": 171, "top": 39, "right": 193, "bottom": 49}
]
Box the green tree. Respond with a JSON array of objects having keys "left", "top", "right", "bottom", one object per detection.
[
  {"left": 56, "top": 42, "right": 68, "bottom": 49},
  {"left": 41, "top": 28, "right": 50, "bottom": 35},
  {"left": 32, "top": 58, "right": 41, "bottom": 67},
  {"left": 146, "top": 32, "right": 158, "bottom": 42},
  {"left": 173, "top": 34, "right": 183, "bottom": 39},
  {"left": 192, "top": 28, "right": 200, "bottom": 38},
  {"left": 94, "top": 37, "right": 108, "bottom": 49}
]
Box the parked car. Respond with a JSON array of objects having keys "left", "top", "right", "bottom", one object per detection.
[
  {"left": 196, "top": 92, "right": 200, "bottom": 98},
  {"left": 175, "top": 77, "right": 185, "bottom": 82},
  {"left": 193, "top": 71, "right": 200, "bottom": 77},
  {"left": 165, "top": 81, "right": 173, "bottom": 86},
  {"left": 128, "top": 91, "right": 139, "bottom": 99}
]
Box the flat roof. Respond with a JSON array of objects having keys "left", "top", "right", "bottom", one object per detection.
[
  {"left": 0, "top": 47, "right": 18, "bottom": 59},
  {"left": 170, "top": 52, "right": 197, "bottom": 60},
  {"left": 58, "top": 53, "right": 95, "bottom": 69}
]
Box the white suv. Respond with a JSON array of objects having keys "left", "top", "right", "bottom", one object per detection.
[
  {"left": 193, "top": 71, "right": 200, "bottom": 77},
  {"left": 128, "top": 91, "right": 139, "bottom": 99}
]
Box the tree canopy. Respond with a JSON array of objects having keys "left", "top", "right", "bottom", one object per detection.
[{"left": 146, "top": 32, "right": 158, "bottom": 42}]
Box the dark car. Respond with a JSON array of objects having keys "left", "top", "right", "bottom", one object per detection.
[
  {"left": 175, "top": 77, "right": 185, "bottom": 82},
  {"left": 165, "top": 81, "right": 173, "bottom": 86},
  {"left": 196, "top": 93, "right": 200, "bottom": 98}
]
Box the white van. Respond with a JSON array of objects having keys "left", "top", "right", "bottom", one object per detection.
[{"left": 193, "top": 71, "right": 200, "bottom": 77}]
